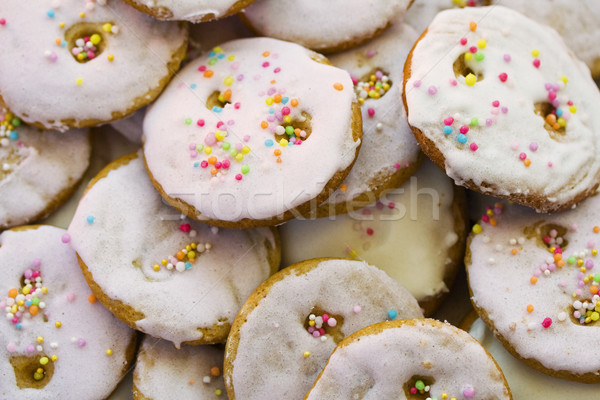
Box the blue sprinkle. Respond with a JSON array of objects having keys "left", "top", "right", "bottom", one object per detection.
[
  {"left": 9, "top": 131, "right": 18, "bottom": 140},
  {"left": 212, "top": 106, "right": 222, "bottom": 113},
  {"left": 282, "top": 97, "right": 289, "bottom": 104},
  {"left": 47, "top": 10, "right": 55, "bottom": 18},
  {"left": 443, "top": 126, "right": 453, "bottom": 135},
  {"left": 190, "top": 83, "right": 197, "bottom": 89},
  {"left": 86, "top": 215, "right": 95, "bottom": 224},
  {"left": 269, "top": 108, "right": 275, "bottom": 114},
  {"left": 193, "top": 162, "right": 200, "bottom": 168},
  {"left": 457, "top": 133, "right": 468, "bottom": 144},
  {"left": 556, "top": 108, "right": 563, "bottom": 117},
  {"left": 60, "top": 40, "right": 67, "bottom": 47},
  {"left": 265, "top": 139, "right": 274, "bottom": 147},
  {"left": 16, "top": 323, "right": 22, "bottom": 330},
  {"left": 185, "top": 262, "right": 192, "bottom": 270},
  {"left": 25, "top": 300, "right": 32, "bottom": 306},
  {"left": 388, "top": 309, "right": 397, "bottom": 320},
  {"left": 217, "top": 53, "right": 225, "bottom": 59},
  {"left": 208, "top": 51, "right": 216, "bottom": 57}
]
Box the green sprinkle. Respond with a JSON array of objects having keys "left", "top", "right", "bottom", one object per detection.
[
  {"left": 470, "top": 117, "right": 479, "bottom": 126},
  {"left": 185, "top": 118, "right": 192, "bottom": 125},
  {"left": 222, "top": 142, "right": 230, "bottom": 150},
  {"left": 208, "top": 58, "right": 217, "bottom": 66},
  {"left": 285, "top": 126, "right": 294, "bottom": 135},
  {"left": 567, "top": 256, "right": 576, "bottom": 264},
  {"left": 230, "top": 149, "right": 237, "bottom": 157},
  {"left": 594, "top": 273, "right": 600, "bottom": 282},
  {"left": 241, "top": 165, "right": 250, "bottom": 174},
  {"left": 415, "top": 380, "right": 425, "bottom": 391},
  {"left": 475, "top": 52, "right": 485, "bottom": 61}
]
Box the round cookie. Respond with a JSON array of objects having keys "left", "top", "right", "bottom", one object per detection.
[
  {"left": 319, "top": 22, "right": 422, "bottom": 216},
  {"left": 405, "top": 0, "right": 489, "bottom": 34},
  {"left": 403, "top": 6, "right": 600, "bottom": 213},
  {"left": 467, "top": 195, "right": 600, "bottom": 382},
  {"left": 241, "top": 0, "right": 411, "bottom": 54},
  {"left": 305, "top": 319, "right": 512, "bottom": 400},
  {"left": 68, "top": 152, "right": 280, "bottom": 347},
  {"left": 463, "top": 316, "right": 600, "bottom": 399},
  {"left": 0, "top": 225, "right": 137, "bottom": 399},
  {"left": 280, "top": 159, "right": 467, "bottom": 316},
  {"left": 0, "top": 0, "right": 188, "bottom": 131},
  {"left": 133, "top": 336, "right": 227, "bottom": 400},
  {"left": 122, "top": 0, "right": 255, "bottom": 23},
  {"left": 0, "top": 110, "right": 91, "bottom": 229},
  {"left": 224, "top": 258, "right": 423, "bottom": 400},
  {"left": 143, "top": 37, "right": 362, "bottom": 228}
]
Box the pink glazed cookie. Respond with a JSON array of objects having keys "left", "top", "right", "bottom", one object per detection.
[
  {"left": 0, "top": 225, "right": 136, "bottom": 399},
  {"left": 403, "top": 6, "right": 600, "bottom": 212},
  {"left": 0, "top": 0, "right": 188, "bottom": 131},
  {"left": 143, "top": 38, "right": 362, "bottom": 228}
]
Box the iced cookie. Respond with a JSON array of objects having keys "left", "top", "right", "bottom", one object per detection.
[
  {"left": 467, "top": 196, "right": 600, "bottom": 382},
  {"left": 0, "top": 110, "right": 90, "bottom": 229},
  {"left": 0, "top": 225, "right": 137, "bottom": 399},
  {"left": 405, "top": 0, "right": 489, "bottom": 34},
  {"left": 224, "top": 258, "right": 422, "bottom": 399},
  {"left": 463, "top": 315, "right": 600, "bottom": 399},
  {"left": 305, "top": 319, "right": 512, "bottom": 400},
  {"left": 318, "top": 22, "right": 421, "bottom": 216},
  {"left": 0, "top": 0, "right": 188, "bottom": 131},
  {"left": 143, "top": 38, "right": 362, "bottom": 228},
  {"left": 280, "top": 160, "right": 467, "bottom": 316},
  {"left": 123, "top": 0, "right": 255, "bottom": 23},
  {"left": 241, "top": 0, "right": 411, "bottom": 53},
  {"left": 403, "top": 6, "right": 600, "bottom": 212},
  {"left": 68, "top": 152, "right": 280, "bottom": 347},
  {"left": 133, "top": 336, "right": 227, "bottom": 400}
]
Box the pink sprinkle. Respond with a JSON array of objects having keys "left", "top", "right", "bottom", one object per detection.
[
  {"left": 49, "top": 52, "right": 58, "bottom": 62},
  {"left": 460, "top": 37, "right": 468, "bottom": 45},
  {"left": 61, "top": 233, "right": 71, "bottom": 244},
  {"left": 353, "top": 305, "right": 362, "bottom": 314},
  {"left": 281, "top": 106, "right": 290, "bottom": 116},
  {"left": 179, "top": 224, "right": 191, "bottom": 233},
  {"left": 6, "top": 343, "right": 16, "bottom": 352},
  {"left": 235, "top": 174, "right": 243, "bottom": 181},
  {"left": 548, "top": 91, "right": 557, "bottom": 101},
  {"left": 66, "top": 293, "right": 75, "bottom": 302},
  {"left": 200, "top": 161, "right": 208, "bottom": 168},
  {"left": 547, "top": 161, "right": 553, "bottom": 167},
  {"left": 197, "top": 119, "right": 205, "bottom": 127},
  {"left": 498, "top": 72, "right": 508, "bottom": 82},
  {"left": 519, "top": 152, "right": 527, "bottom": 160},
  {"left": 492, "top": 100, "right": 500, "bottom": 107},
  {"left": 234, "top": 102, "right": 241, "bottom": 109},
  {"left": 410, "top": 387, "right": 418, "bottom": 394},
  {"left": 322, "top": 314, "right": 329, "bottom": 322},
  {"left": 470, "top": 143, "right": 478, "bottom": 151},
  {"left": 533, "top": 59, "right": 541, "bottom": 68},
  {"left": 486, "top": 118, "right": 493, "bottom": 126},
  {"left": 413, "top": 80, "right": 421, "bottom": 88},
  {"left": 541, "top": 317, "right": 552, "bottom": 328},
  {"left": 588, "top": 240, "right": 596, "bottom": 249},
  {"left": 428, "top": 86, "right": 437, "bottom": 95},
  {"left": 394, "top": 163, "right": 401, "bottom": 169},
  {"left": 501, "top": 106, "right": 508, "bottom": 114},
  {"left": 327, "top": 318, "right": 337, "bottom": 327},
  {"left": 504, "top": 54, "right": 511, "bottom": 62},
  {"left": 222, "top": 160, "right": 230, "bottom": 169},
  {"left": 262, "top": 61, "right": 270, "bottom": 68},
  {"left": 267, "top": 87, "right": 276, "bottom": 96},
  {"left": 367, "top": 108, "right": 375, "bottom": 117},
  {"left": 77, "top": 338, "right": 87, "bottom": 348},
  {"left": 307, "top": 326, "right": 315, "bottom": 333},
  {"left": 273, "top": 67, "right": 281, "bottom": 73},
  {"left": 463, "top": 386, "right": 475, "bottom": 399},
  {"left": 236, "top": 74, "right": 244, "bottom": 81},
  {"left": 460, "top": 125, "right": 469, "bottom": 134},
  {"left": 26, "top": 345, "right": 35, "bottom": 353},
  {"left": 444, "top": 117, "right": 454, "bottom": 126},
  {"left": 366, "top": 49, "right": 376, "bottom": 57},
  {"left": 312, "top": 331, "right": 320, "bottom": 338},
  {"left": 469, "top": 46, "right": 477, "bottom": 54},
  {"left": 529, "top": 142, "right": 538, "bottom": 151},
  {"left": 449, "top": 78, "right": 457, "bottom": 86},
  {"left": 388, "top": 202, "right": 395, "bottom": 209},
  {"left": 198, "top": 65, "right": 206, "bottom": 72},
  {"left": 318, "top": 328, "right": 325, "bottom": 335}
]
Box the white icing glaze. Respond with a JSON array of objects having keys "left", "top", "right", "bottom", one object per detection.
[
  {"left": 143, "top": 37, "right": 360, "bottom": 223},
  {"left": 126, "top": 0, "right": 245, "bottom": 22},
  {"left": 68, "top": 152, "right": 278, "bottom": 347},
  {"left": 242, "top": 0, "right": 410, "bottom": 52},
  {"left": 0, "top": 112, "right": 90, "bottom": 229},
  {"left": 468, "top": 195, "right": 600, "bottom": 377},
  {"left": 306, "top": 319, "right": 511, "bottom": 400},
  {"left": 404, "top": 6, "right": 600, "bottom": 211},
  {"left": 134, "top": 337, "right": 227, "bottom": 400},
  {"left": 0, "top": 0, "right": 187, "bottom": 131},
  {"left": 0, "top": 226, "right": 135, "bottom": 400},
  {"left": 325, "top": 22, "right": 420, "bottom": 206},
  {"left": 226, "top": 259, "right": 422, "bottom": 400},
  {"left": 405, "top": 0, "right": 486, "bottom": 35},
  {"left": 280, "top": 159, "right": 460, "bottom": 304},
  {"left": 469, "top": 318, "right": 600, "bottom": 399}
]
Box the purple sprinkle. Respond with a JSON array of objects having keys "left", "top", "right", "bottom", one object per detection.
[
  {"left": 236, "top": 74, "right": 244, "bottom": 81},
  {"left": 486, "top": 118, "right": 493, "bottom": 126},
  {"left": 503, "top": 54, "right": 511, "bottom": 62},
  {"left": 61, "top": 233, "right": 71, "bottom": 244},
  {"left": 428, "top": 86, "right": 438, "bottom": 95},
  {"left": 501, "top": 106, "right": 508, "bottom": 114},
  {"left": 413, "top": 80, "right": 422, "bottom": 88},
  {"left": 243, "top": 135, "right": 251, "bottom": 142},
  {"left": 77, "top": 338, "right": 86, "bottom": 348},
  {"left": 529, "top": 142, "right": 538, "bottom": 151},
  {"left": 26, "top": 345, "right": 35, "bottom": 353},
  {"left": 463, "top": 386, "right": 475, "bottom": 399}
]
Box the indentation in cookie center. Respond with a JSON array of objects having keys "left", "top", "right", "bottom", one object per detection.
[
  {"left": 303, "top": 306, "right": 344, "bottom": 343},
  {"left": 206, "top": 90, "right": 231, "bottom": 111},
  {"left": 453, "top": 53, "right": 483, "bottom": 82},
  {"left": 64, "top": 22, "right": 109, "bottom": 63},
  {"left": 403, "top": 376, "right": 436, "bottom": 399},
  {"left": 534, "top": 102, "right": 566, "bottom": 138},
  {"left": 10, "top": 354, "right": 55, "bottom": 389},
  {"left": 353, "top": 68, "right": 392, "bottom": 105},
  {"left": 273, "top": 111, "right": 312, "bottom": 143}
]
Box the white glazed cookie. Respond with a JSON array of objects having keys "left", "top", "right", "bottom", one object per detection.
[
  {"left": 242, "top": 0, "right": 411, "bottom": 53},
  {"left": 467, "top": 195, "right": 600, "bottom": 382},
  {"left": 133, "top": 336, "right": 227, "bottom": 400},
  {"left": 405, "top": 0, "right": 488, "bottom": 34},
  {"left": 0, "top": 0, "right": 188, "bottom": 131},
  {"left": 320, "top": 22, "right": 421, "bottom": 215},
  {"left": 280, "top": 160, "right": 467, "bottom": 315},
  {"left": 403, "top": 6, "right": 600, "bottom": 212},
  {"left": 68, "top": 152, "right": 280, "bottom": 347},
  {"left": 0, "top": 226, "right": 136, "bottom": 400},
  {"left": 122, "top": 0, "right": 255, "bottom": 23},
  {"left": 306, "top": 319, "right": 512, "bottom": 400},
  {"left": 0, "top": 111, "right": 91, "bottom": 229},
  {"left": 143, "top": 37, "right": 362, "bottom": 228},
  {"left": 224, "top": 258, "right": 422, "bottom": 400},
  {"left": 467, "top": 317, "right": 600, "bottom": 399}
]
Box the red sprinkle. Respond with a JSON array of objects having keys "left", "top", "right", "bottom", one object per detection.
[
  {"left": 179, "top": 224, "right": 191, "bottom": 233},
  {"left": 542, "top": 317, "right": 552, "bottom": 328},
  {"left": 235, "top": 174, "right": 243, "bottom": 181},
  {"left": 469, "top": 46, "right": 477, "bottom": 54},
  {"left": 198, "top": 65, "right": 206, "bottom": 72},
  {"left": 460, "top": 37, "right": 468, "bottom": 45},
  {"left": 367, "top": 108, "right": 375, "bottom": 117},
  {"left": 366, "top": 228, "right": 374, "bottom": 236},
  {"left": 0, "top": 18, "right": 6, "bottom": 25},
  {"left": 460, "top": 125, "right": 469, "bottom": 134},
  {"left": 498, "top": 73, "right": 508, "bottom": 82},
  {"left": 197, "top": 119, "right": 205, "bottom": 127},
  {"left": 470, "top": 143, "right": 478, "bottom": 151},
  {"left": 492, "top": 100, "right": 500, "bottom": 107},
  {"left": 533, "top": 59, "right": 541, "bottom": 68},
  {"left": 444, "top": 117, "right": 454, "bottom": 126}
]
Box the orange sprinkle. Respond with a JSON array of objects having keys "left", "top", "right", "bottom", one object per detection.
[
  {"left": 489, "top": 218, "right": 497, "bottom": 226},
  {"left": 294, "top": 128, "right": 301, "bottom": 135},
  {"left": 260, "top": 121, "right": 268, "bottom": 129},
  {"left": 222, "top": 89, "right": 232, "bottom": 101},
  {"left": 276, "top": 157, "right": 282, "bottom": 163},
  {"left": 273, "top": 94, "right": 282, "bottom": 103},
  {"left": 557, "top": 260, "right": 565, "bottom": 268},
  {"left": 208, "top": 156, "right": 217, "bottom": 165},
  {"left": 270, "top": 79, "right": 276, "bottom": 84},
  {"left": 176, "top": 251, "right": 185, "bottom": 260},
  {"left": 88, "top": 294, "right": 97, "bottom": 303},
  {"left": 526, "top": 304, "right": 534, "bottom": 313},
  {"left": 210, "top": 366, "right": 221, "bottom": 376},
  {"left": 274, "top": 149, "right": 282, "bottom": 156},
  {"left": 211, "top": 168, "right": 218, "bottom": 175},
  {"left": 189, "top": 379, "right": 195, "bottom": 385},
  {"left": 546, "top": 114, "right": 556, "bottom": 124},
  {"left": 554, "top": 253, "right": 562, "bottom": 262},
  {"left": 511, "top": 248, "right": 518, "bottom": 255},
  {"left": 203, "top": 70, "right": 214, "bottom": 78},
  {"left": 290, "top": 99, "right": 299, "bottom": 107},
  {"left": 469, "top": 21, "right": 477, "bottom": 31},
  {"left": 55, "top": 37, "right": 61, "bottom": 45},
  {"left": 8, "top": 288, "right": 17, "bottom": 298},
  {"left": 530, "top": 276, "right": 538, "bottom": 284},
  {"left": 29, "top": 305, "right": 39, "bottom": 316},
  {"left": 594, "top": 226, "right": 600, "bottom": 233},
  {"left": 524, "top": 159, "right": 531, "bottom": 167},
  {"left": 262, "top": 51, "right": 270, "bottom": 57},
  {"left": 333, "top": 82, "right": 344, "bottom": 91},
  {"left": 340, "top": 184, "right": 347, "bottom": 193},
  {"left": 591, "top": 285, "right": 599, "bottom": 295}
]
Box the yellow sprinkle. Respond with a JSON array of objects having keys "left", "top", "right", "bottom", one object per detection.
[
  {"left": 107, "top": 54, "right": 114, "bottom": 62},
  {"left": 442, "top": 394, "right": 448, "bottom": 400},
  {"left": 102, "top": 23, "right": 113, "bottom": 32},
  {"left": 227, "top": 55, "right": 235, "bottom": 61},
  {"left": 465, "top": 73, "right": 477, "bottom": 86},
  {"left": 569, "top": 105, "right": 577, "bottom": 114},
  {"left": 464, "top": 52, "right": 473, "bottom": 61},
  {"left": 283, "top": 115, "right": 292, "bottom": 124},
  {"left": 187, "top": 251, "right": 196, "bottom": 259},
  {"left": 224, "top": 76, "right": 234, "bottom": 86},
  {"left": 349, "top": 250, "right": 359, "bottom": 258},
  {"left": 79, "top": 12, "right": 85, "bottom": 18},
  {"left": 557, "top": 117, "right": 566, "bottom": 127},
  {"left": 560, "top": 76, "right": 568, "bottom": 84},
  {"left": 51, "top": 355, "right": 58, "bottom": 362},
  {"left": 59, "top": 22, "right": 65, "bottom": 28},
  {"left": 161, "top": 259, "right": 168, "bottom": 266},
  {"left": 531, "top": 49, "right": 540, "bottom": 57},
  {"left": 90, "top": 34, "right": 101, "bottom": 45},
  {"left": 41, "top": 287, "right": 48, "bottom": 294},
  {"left": 204, "top": 146, "right": 212, "bottom": 155},
  {"left": 75, "top": 78, "right": 83, "bottom": 86},
  {"left": 40, "top": 357, "right": 49, "bottom": 365},
  {"left": 303, "top": 351, "right": 310, "bottom": 358},
  {"left": 55, "top": 321, "right": 62, "bottom": 328},
  {"left": 235, "top": 153, "right": 244, "bottom": 161},
  {"left": 77, "top": 53, "right": 86, "bottom": 61},
  {"left": 472, "top": 224, "right": 482, "bottom": 234},
  {"left": 279, "top": 138, "right": 288, "bottom": 147},
  {"left": 265, "top": 97, "right": 274, "bottom": 105},
  {"left": 477, "top": 39, "right": 486, "bottom": 49},
  {"left": 213, "top": 46, "right": 222, "bottom": 53},
  {"left": 153, "top": 264, "right": 160, "bottom": 271},
  {"left": 36, "top": 336, "right": 44, "bottom": 343},
  {"left": 308, "top": 320, "right": 315, "bottom": 327},
  {"left": 593, "top": 249, "right": 598, "bottom": 256},
  {"left": 242, "top": 146, "right": 250, "bottom": 154},
  {"left": 106, "top": 349, "right": 113, "bottom": 356},
  {"left": 578, "top": 259, "right": 585, "bottom": 266},
  {"left": 215, "top": 389, "right": 223, "bottom": 396}
]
